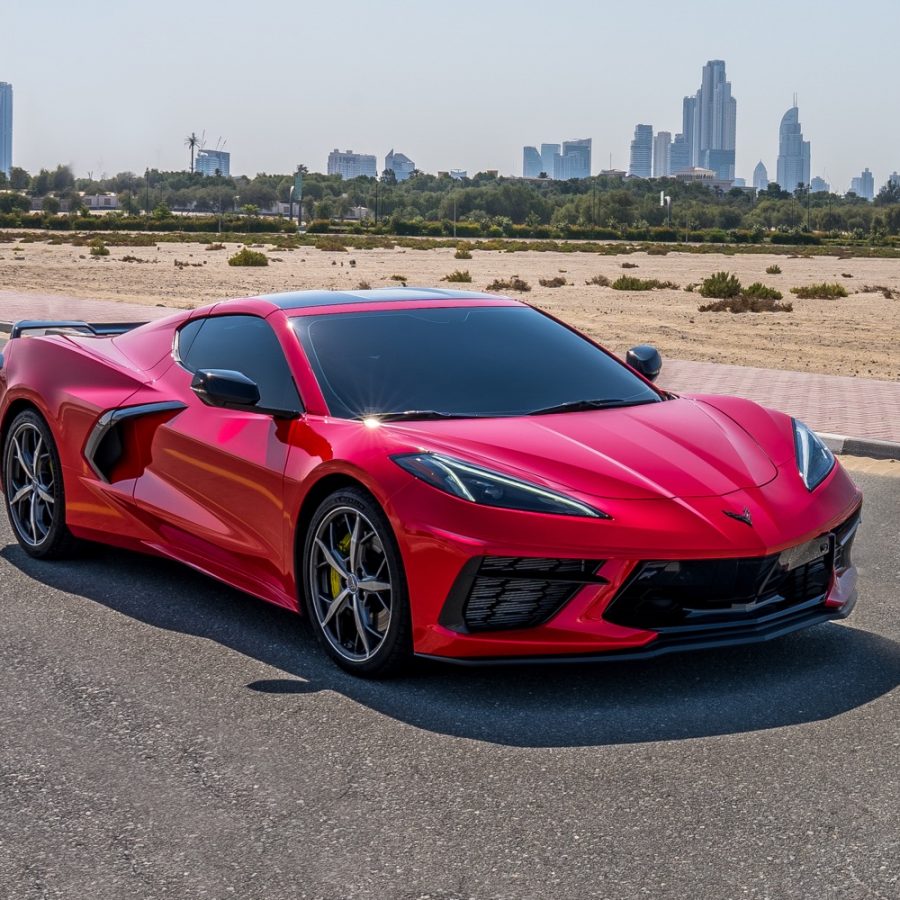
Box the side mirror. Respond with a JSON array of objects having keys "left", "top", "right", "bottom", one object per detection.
[
  {"left": 626, "top": 344, "right": 662, "bottom": 382},
  {"left": 191, "top": 368, "right": 261, "bottom": 410}
]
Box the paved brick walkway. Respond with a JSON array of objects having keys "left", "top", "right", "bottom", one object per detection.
[
  {"left": 662, "top": 359, "right": 900, "bottom": 444},
  {"left": 1, "top": 290, "right": 898, "bottom": 447}
]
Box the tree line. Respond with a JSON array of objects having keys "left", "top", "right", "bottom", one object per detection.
[{"left": 2, "top": 163, "right": 900, "bottom": 239}]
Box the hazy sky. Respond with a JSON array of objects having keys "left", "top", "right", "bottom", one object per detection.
[{"left": 4, "top": 0, "right": 898, "bottom": 191}]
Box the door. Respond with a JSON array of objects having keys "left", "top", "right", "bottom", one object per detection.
[{"left": 133, "top": 314, "right": 303, "bottom": 604}]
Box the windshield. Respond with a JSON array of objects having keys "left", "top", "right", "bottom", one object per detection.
[{"left": 293, "top": 306, "right": 661, "bottom": 419}]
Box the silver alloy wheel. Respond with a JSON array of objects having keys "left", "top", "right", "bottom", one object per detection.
[
  {"left": 6, "top": 421, "right": 56, "bottom": 548},
  {"left": 308, "top": 506, "right": 393, "bottom": 662}
]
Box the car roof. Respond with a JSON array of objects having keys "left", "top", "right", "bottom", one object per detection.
[{"left": 255, "top": 287, "right": 511, "bottom": 310}]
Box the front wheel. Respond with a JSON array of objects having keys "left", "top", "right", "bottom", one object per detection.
[
  {"left": 302, "top": 488, "right": 412, "bottom": 677},
  {"left": 3, "top": 409, "right": 76, "bottom": 559}
]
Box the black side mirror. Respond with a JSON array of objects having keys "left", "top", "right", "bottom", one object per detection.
[
  {"left": 626, "top": 344, "right": 662, "bottom": 382},
  {"left": 191, "top": 368, "right": 261, "bottom": 410}
]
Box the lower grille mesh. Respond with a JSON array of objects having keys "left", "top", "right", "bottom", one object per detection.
[
  {"left": 457, "top": 557, "right": 604, "bottom": 633},
  {"left": 464, "top": 577, "right": 584, "bottom": 631}
]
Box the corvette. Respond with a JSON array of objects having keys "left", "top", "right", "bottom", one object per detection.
[{"left": 0, "top": 288, "right": 861, "bottom": 676}]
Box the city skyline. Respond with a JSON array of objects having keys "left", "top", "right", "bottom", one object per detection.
[{"left": 2, "top": 0, "right": 898, "bottom": 191}]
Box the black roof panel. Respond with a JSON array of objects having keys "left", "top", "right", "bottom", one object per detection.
[{"left": 258, "top": 287, "right": 505, "bottom": 309}]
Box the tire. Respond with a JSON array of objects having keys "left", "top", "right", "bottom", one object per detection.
[
  {"left": 302, "top": 487, "right": 412, "bottom": 677},
  {"left": 3, "top": 409, "right": 77, "bottom": 559}
]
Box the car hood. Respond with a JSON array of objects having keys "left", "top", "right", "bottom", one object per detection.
[{"left": 386, "top": 397, "right": 779, "bottom": 500}]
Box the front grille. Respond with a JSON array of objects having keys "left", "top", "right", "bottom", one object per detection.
[
  {"left": 440, "top": 557, "right": 606, "bottom": 633},
  {"left": 604, "top": 511, "right": 860, "bottom": 637}
]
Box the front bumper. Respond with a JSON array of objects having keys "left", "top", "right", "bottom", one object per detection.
[{"left": 386, "top": 462, "right": 862, "bottom": 662}]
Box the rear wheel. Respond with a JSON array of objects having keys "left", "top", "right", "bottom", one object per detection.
[
  {"left": 302, "top": 488, "right": 412, "bottom": 677},
  {"left": 3, "top": 410, "right": 76, "bottom": 559}
]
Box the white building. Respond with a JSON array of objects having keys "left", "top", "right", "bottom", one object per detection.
[
  {"left": 195, "top": 149, "right": 231, "bottom": 177},
  {"left": 327, "top": 149, "right": 377, "bottom": 180}
]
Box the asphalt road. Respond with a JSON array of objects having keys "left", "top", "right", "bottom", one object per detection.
[{"left": 0, "top": 462, "right": 897, "bottom": 900}]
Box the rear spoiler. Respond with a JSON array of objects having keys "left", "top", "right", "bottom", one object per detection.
[{"left": 9, "top": 320, "right": 148, "bottom": 339}]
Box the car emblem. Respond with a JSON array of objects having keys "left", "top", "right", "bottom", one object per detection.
[{"left": 724, "top": 506, "right": 753, "bottom": 526}]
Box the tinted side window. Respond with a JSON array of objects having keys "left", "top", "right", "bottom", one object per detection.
[{"left": 178, "top": 315, "right": 301, "bottom": 411}]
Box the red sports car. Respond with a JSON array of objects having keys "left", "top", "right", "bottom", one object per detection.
[{"left": 0, "top": 288, "right": 861, "bottom": 676}]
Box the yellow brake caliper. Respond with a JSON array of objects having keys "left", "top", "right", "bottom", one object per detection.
[{"left": 331, "top": 532, "right": 352, "bottom": 599}]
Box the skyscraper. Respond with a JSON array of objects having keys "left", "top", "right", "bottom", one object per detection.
[
  {"left": 669, "top": 133, "right": 691, "bottom": 175},
  {"left": 540, "top": 143, "right": 560, "bottom": 179},
  {"left": 0, "top": 82, "right": 12, "bottom": 178},
  {"left": 523, "top": 146, "right": 542, "bottom": 178},
  {"left": 560, "top": 138, "right": 591, "bottom": 179},
  {"left": 629, "top": 125, "right": 653, "bottom": 178},
  {"left": 776, "top": 105, "right": 810, "bottom": 194},
  {"left": 682, "top": 96, "right": 697, "bottom": 166},
  {"left": 753, "top": 161, "right": 769, "bottom": 192},
  {"left": 653, "top": 131, "right": 671, "bottom": 177},
  {"left": 850, "top": 168, "right": 875, "bottom": 201},
  {"left": 810, "top": 176, "right": 830, "bottom": 194},
  {"left": 683, "top": 61, "right": 736, "bottom": 181},
  {"left": 385, "top": 149, "right": 415, "bottom": 181}
]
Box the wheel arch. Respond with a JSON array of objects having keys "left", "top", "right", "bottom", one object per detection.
[
  {"left": 0, "top": 398, "right": 45, "bottom": 491},
  {"left": 292, "top": 472, "right": 380, "bottom": 588}
]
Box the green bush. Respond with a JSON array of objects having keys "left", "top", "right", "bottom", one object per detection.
[
  {"left": 698, "top": 296, "right": 793, "bottom": 313},
  {"left": 744, "top": 282, "right": 783, "bottom": 300},
  {"left": 227, "top": 248, "right": 268, "bottom": 266},
  {"left": 611, "top": 276, "right": 679, "bottom": 291},
  {"left": 442, "top": 269, "right": 473, "bottom": 283},
  {"left": 765, "top": 264, "right": 782, "bottom": 275},
  {"left": 699, "top": 271, "right": 742, "bottom": 298},
  {"left": 790, "top": 282, "right": 848, "bottom": 299},
  {"left": 315, "top": 236, "right": 347, "bottom": 251},
  {"left": 771, "top": 231, "right": 821, "bottom": 245},
  {"left": 454, "top": 244, "right": 473, "bottom": 260},
  {"left": 89, "top": 239, "right": 109, "bottom": 257}
]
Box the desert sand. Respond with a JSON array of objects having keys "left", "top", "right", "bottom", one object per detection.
[{"left": 1, "top": 238, "right": 898, "bottom": 379}]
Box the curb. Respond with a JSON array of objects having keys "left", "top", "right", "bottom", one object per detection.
[
  {"left": 817, "top": 432, "right": 900, "bottom": 462},
  {"left": 0, "top": 322, "right": 898, "bottom": 460}
]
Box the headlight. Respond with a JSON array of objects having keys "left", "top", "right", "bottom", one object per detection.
[
  {"left": 392, "top": 452, "right": 609, "bottom": 518},
  {"left": 793, "top": 419, "right": 835, "bottom": 491}
]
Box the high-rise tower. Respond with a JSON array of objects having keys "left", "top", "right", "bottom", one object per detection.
[
  {"left": 629, "top": 125, "right": 653, "bottom": 178},
  {"left": 683, "top": 61, "right": 736, "bottom": 180},
  {"left": 0, "top": 82, "right": 12, "bottom": 178},
  {"left": 776, "top": 104, "right": 810, "bottom": 194},
  {"left": 753, "top": 161, "right": 769, "bottom": 192}
]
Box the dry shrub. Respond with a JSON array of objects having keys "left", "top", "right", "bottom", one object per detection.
[
  {"left": 698, "top": 296, "right": 793, "bottom": 313},
  {"left": 442, "top": 270, "right": 473, "bottom": 283},
  {"left": 486, "top": 276, "right": 531, "bottom": 292}
]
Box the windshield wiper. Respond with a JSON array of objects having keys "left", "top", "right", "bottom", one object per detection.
[
  {"left": 361, "top": 409, "right": 480, "bottom": 422},
  {"left": 527, "top": 398, "right": 656, "bottom": 416}
]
